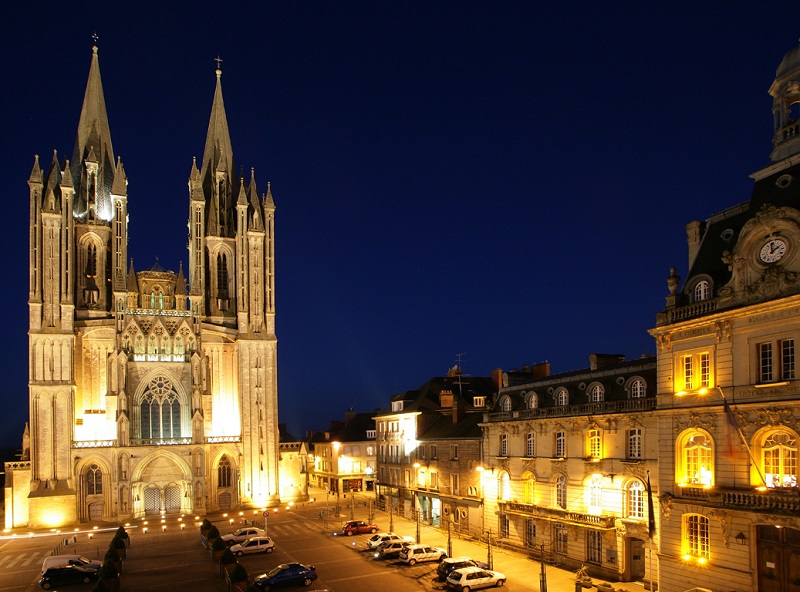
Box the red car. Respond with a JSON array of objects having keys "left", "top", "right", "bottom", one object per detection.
[{"left": 341, "top": 520, "right": 379, "bottom": 536}]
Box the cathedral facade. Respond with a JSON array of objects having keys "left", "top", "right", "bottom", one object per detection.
[{"left": 4, "top": 46, "right": 290, "bottom": 529}]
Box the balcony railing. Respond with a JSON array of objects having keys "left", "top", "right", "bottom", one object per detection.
[
  {"left": 660, "top": 299, "right": 718, "bottom": 325},
  {"left": 500, "top": 501, "right": 616, "bottom": 529},
  {"left": 206, "top": 436, "right": 242, "bottom": 444},
  {"left": 486, "top": 397, "right": 656, "bottom": 422},
  {"left": 676, "top": 486, "right": 800, "bottom": 513}
]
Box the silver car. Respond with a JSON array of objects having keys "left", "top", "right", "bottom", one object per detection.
[
  {"left": 229, "top": 536, "right": 275, "bottom": 556},
  {"left": 446, "top": 566, "right": 507, "bottom": 591}
]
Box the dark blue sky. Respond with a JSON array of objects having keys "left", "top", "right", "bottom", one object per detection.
[{"left": 2, "top": 2, "right": 799, "bottom": 445}]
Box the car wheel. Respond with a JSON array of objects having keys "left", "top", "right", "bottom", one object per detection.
[
  {"left": 267, "top": 547, "right": 274, "bottom": 553},
  {"left": 236, "top": 551, "right": 244, "bottom": 556},
  {"left": 439, "top": 554, "right": 447, "bottom": 561},
  {"left": 346, "top": 531, "right": 353, "bottom": 536},
  {"left": 409, "top": 559, "right": 417, "bottom": 565},
  {"left": 370, "top": 528, "right": 377, "bottom": 533},
  {"left": 82, "top": 577, "right": 91, "bottom": 583},
  {"left": 496, "top": 579, "right": 506, "bottom": 587},
  {"left": 303, "top": 578, "right": 313, "bottom": 586},
  {"left": 462, "top": 587, "right": 471, "bottom": 592},
  {"left": 41, "top": 583, "right": 52, "bottom": 590}
]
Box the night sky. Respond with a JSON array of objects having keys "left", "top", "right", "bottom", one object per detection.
[{"left": 2, "top": 3, "right": 799, "bottom": 447}]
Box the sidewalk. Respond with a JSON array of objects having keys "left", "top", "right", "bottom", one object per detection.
[{"left": 320, "top": 488, "right": 651, "bottom": 592}]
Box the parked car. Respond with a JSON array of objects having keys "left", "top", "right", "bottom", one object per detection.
[
  {"left": 445, "top": 566, "right": 507, "bottom": 591},
  {"left": 437, "top": 557, "right": 490, "bottom": 581},
  {"left": 253, "top": 563, "right": 318, "bottom": 590},
  {"left": 399, "top": 543, "right": 448, "bottom": 565},
  {"left": 41, "top": 555, "right": 102, "bottom": 575},
  {"left": 221, "top": 526, "right": 266, "bottom": 545},
  {"left": 230, "top": 536, "right": 275, "bottom": 556},
  {"left": 341, "top": 520, "right": 379, "bottom": 536},
  {"left": 374, "top": 539, "right": 413, "bottom": 559},
  {"left": 365, "top": 532, "right": 414, "bottom": 550},
  {"left": 39, "top": 565, "right": 98, "bottom": 589}
]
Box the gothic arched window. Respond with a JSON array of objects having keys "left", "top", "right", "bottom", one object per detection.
[
  {"left": 217, "top": 253, "right": 229, "bottom": 297},
  {"left": 140, "top": 375, "right": 181, "bottom": 441},
  {"left": 218, "top": 455, "right": 232, "bottom": 488},
  {"left": 86, "top": 464, "right": 102, "bottom": 495}
]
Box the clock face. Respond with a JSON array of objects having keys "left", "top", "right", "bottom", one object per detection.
[{"left": 760, "top": 238, "right": 787, "bottom": 263}]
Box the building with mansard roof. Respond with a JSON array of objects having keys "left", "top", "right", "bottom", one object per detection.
[
  {"left": 649, "top": 41, "right": 800, "bottom": 592},
  {"left": 3, "top": 46, "right": 298, "bottom": 529},
  {"left": 480, "top": 354, "right": 658, "bottom": 584}
]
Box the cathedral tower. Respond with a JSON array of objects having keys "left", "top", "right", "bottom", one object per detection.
[{"left": 8, "top": 46, "right": 290, "bottom": 529}]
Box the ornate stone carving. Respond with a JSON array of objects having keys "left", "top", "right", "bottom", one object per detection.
[
  {"left": 659, "top": 493, "right": 673, "bottom": 520},
  {"left": 674, "top": 413, "right": 717, "bottom": 433},
  {"left": 709, "top": 509, "right": 730, "bottom": 547},
  {"left": 715, "top": 320, "right": 732, "bottom": 342}
]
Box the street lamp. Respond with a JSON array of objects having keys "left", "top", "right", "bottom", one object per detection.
[{"left": 413, "top": 463, "right": 421, "bottom": 543}]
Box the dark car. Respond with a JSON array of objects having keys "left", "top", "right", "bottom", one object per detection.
[
  {"left": 39, "top": 565, "right": 98, "bottom": 589},
  {"left": 436, "top": 556, "right": 490, "bottom": 581},
  {"left": 341, "top": 520, "right": 379, "bottom": 536},
  {"left": 253, "top": 563, "right": 318, "bottom": 590}
]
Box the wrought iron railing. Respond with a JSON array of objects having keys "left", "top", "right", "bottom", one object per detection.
[
  {"left": 486, "top": 397, "right": 656, "bottom": 422},
  {"left": 500, "top": 501, "right": 616, "bottom": 528}
]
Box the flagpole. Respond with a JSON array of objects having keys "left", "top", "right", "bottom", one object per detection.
[{"left": 719, "top": 387, "right": 767, "bottom": 487}]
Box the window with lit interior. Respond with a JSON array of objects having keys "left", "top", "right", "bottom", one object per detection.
[
  {"left": 683, "top": 514, "right": 710, "bottom": 561},
  {"left": 586, "top": 530, "right": 603, "bottom": 564},
  {"left": 587, "top": 475, "right": 603, "bottom": 514},
  {"left": 587, "top": 429, "right": 602, "bottom": 459},
  {"left": 677, "top": 351, "right": 712, "bottom": 392},
  {"left": 499, "top": 433, "right": 508, "bottom": 457},
  {"left": 499, "top": 471, "right": 511, "bottom": 501},
  {"left": 758, "top": 429, "right": 798, "bottom": 488},
  {"left": 139, "top": 374, "right": 182, "bottom": 441},
  {"left": 218, "top": 455, "right": 232, "bottom": 487},
  {"left": 527, "top": 392, "right": 538, "bottom": 409},
  {"left": 500, "top": 396, "right": 512, "bottom": 412},
  {"left": 526, "top": 432, "right": 535, "bottom": 457},
  {"left": 555, "top": 431, "right": 566, "bottom": 458},
  {"left": 676, "top": 429, "right": 714, "bottom": 487},
  {"left": 523, "top": 471, "right": 535, "bottom": 504}
]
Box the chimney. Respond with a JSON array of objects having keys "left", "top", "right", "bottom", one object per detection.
[
  {"left": 452, "top": 398, "right": 465, "bottom": 424},
  {"left": 686, "top": 220, "right": 704, "bottom": 270},
  {"left": 492, "top": 368, "right": 504, "bottom": 391},
  {"left": 531, "top": 362, "right": 550, "bottom": 378},
  {"left": 439, "top": 389, "right": 454, "bottom": 409},
  {"left": 344, "top": 408, "right": 356, "bottom": 424},
  {"left": 589, "top": 354, "right": 626, "bottom": 370}
]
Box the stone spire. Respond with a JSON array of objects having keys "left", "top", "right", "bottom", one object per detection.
[
  {"left": 71, "top": 45, "right": 115, "bottom": 220},
  {"left": 200, "top": 66, "right": 235, "bottom": 192}
]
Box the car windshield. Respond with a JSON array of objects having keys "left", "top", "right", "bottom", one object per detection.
[
  {"left": 266, "top": 566, "right": 286, "bottom": 578},
  {"left": 77, "top": 556, "right": 91, "bottom": 563}
]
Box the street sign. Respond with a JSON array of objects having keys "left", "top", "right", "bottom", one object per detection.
[{"left": 263, "top": 511, "right": 269, "bottom": 517}]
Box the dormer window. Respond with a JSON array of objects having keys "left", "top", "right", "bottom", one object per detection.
[
  {"left": 473, "top": 396, "right": 486, "bottom": 408},
  {"left": 391, "top": 401, "right": 404, "bottom": 412},
  {"left": 694, "top": 280, "right": 711, "bottom": 302},
  {"left": 366, "top": 430, "right": 376, "bottom": 439}
]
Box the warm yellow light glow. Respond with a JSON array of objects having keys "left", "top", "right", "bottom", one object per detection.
[
  {"left": 683, "top": 554, "right": 692, "bottom": 561},
  {"left": 698, "top": 388, "right": 708, "bottom": 395},
  {"left": 181, "top": 523, "right": 186, "bottom": 530},
  {"left": 333, "top": 441, "right": 341, "bottom": 451},
  {"left": 223, "top": 513, "right": 228, "bottom": 518},
  {"left": 40, "top": 511, "right": 66, "bottom": 528},
  {"left": 143, "top": 527, "right": 148, "bottom": 534},
  {"left": 239, "top": 512, "right": 244, "bottom": 516},
  {"left": 676, "top": 391, "right": 687, "bottom": 397},
  {"left": 697, "top": 557, "right": 707, "bottom": 564},
  {"left": 93, "top": 526, "right": 98, "bottom": 530}
]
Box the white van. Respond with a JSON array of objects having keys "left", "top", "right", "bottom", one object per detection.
[{"left": 41, "top": 555, "right": 101, "bottom": 575}]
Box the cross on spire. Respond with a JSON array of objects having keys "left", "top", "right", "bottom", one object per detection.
[
  {"left": 92, "top": 32, "right": 99, "bottom": 46},
  {"left": 214, "top": 55, "right": 223, "bottom": 70}
]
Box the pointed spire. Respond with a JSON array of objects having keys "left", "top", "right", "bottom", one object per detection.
[
  {"left": 43, "top": 151, "right": 62, "bottom": 212},
  {"left": 72, "top": 46, "right": 115, "bottom": 220},
  {"left": 111, "top": 156, "right": 127, "bottom": 196},
  {"left": 263, "top": 180, "right": 275, "bottom": 209},
  {"left": 176, "top": 262, "right": 187, "bottom": 296},
  {"left": 60, "top": 160, "right": 73, "bottom": 188},
  {"left": 126, "top": 258, "right": 138, "bottom": 292},
  {"left": 200, "top": 62, "right": 234, "bottom": 186},
  {"left": 28, "top": 155, "right": 43, "bottom": 185},
  {"left": 237, "top": 176, "right": 248, "bottom": 207}
]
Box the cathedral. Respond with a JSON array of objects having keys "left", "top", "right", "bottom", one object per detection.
[{"left": 4, "top": 45, "right": 299, "bottom": 529}]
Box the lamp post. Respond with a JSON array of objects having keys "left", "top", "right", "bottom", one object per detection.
[
  {"left": 388, "top": 496, "right": 394, "bottom": 532},
  {"left": 446, "top": 514, "right": 453, "bottom": 558},
  {"left": 413, "top": 463, "right": 421, "bottom": 543}
]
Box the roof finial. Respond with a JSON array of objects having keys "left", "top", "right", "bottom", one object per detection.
[
  {"left": 214, "top": 55, "right": 223, "bottom": 78},
  {"left": 92, "top": 32, "right": 99, "bottom": 48}
]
